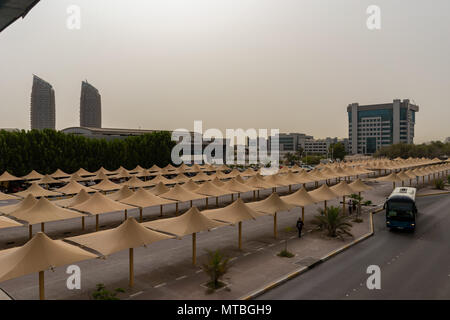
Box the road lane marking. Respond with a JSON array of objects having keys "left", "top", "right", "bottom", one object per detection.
[
  {"left": 176, "top": 275, "right": 187, "bottom": 281},
  {"left": 129, "top": 291, "right": 143, "bottom": 298},
  {"left": 154, "top": 282, "right": 166, "bottom": 288}
]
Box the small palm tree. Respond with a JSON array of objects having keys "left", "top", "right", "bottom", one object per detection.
[
  {"left": 202, "top": 250, "right": 230, "bottom": 290},
  {"left": 434, "top": 179, "right": 445, "bottom": 190},
  {"left": 312, "top": 206, "right": 353, "bottom": 239}
]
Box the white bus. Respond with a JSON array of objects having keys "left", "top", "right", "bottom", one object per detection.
[{"left": 384, "top": 187, "right": 418, "bottom": 231}]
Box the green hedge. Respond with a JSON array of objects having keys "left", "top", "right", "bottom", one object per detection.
[
  {"left": 0, "top": 129, "right": 175, "bottom": 176},
  {"left": 374, "top": 142, "right": 450, "bottom": 159}
]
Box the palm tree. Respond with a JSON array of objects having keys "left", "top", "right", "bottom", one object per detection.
[
  {"left": 202, "top": 250, "right": 230, "bottom": 290},
  {"left": 312, "top": 206, "right": 353, "bottom": 239}
]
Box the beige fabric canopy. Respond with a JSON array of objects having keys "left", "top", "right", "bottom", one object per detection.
[
  {"left": 73, "top": 168, "right": 93, "bottom": 177},
  {"left": 10, "top": 197, "right": 85, "bottom": 225},
  {"left": 14, "top": 182, "right": 62, "bottom": 198},
  {"left": 54, "top": 189, "right": 91, "bottom": 208},
  {"left": 203, "top": 198, "right": 263, "bottom": 223},
  {"left": 148, "top": 164, "right": 161, "bottom": 172},
  {"left": 67, "top": 217, "right": 173, "bottom": 256},
  {"left": 60, "top": 173, "right": 92, "bottom": 183},
  {"left": 234, "top": 175, "right": 246, "bottom": 184},
  {"left": 56, "top": 180, "right": 96, "bottom": 195},
  {"left": 21, "top": 170, "right": 44, "bottom": 181},
  {"left": 241, "top": 168, "right": 257, "bottom": 177},
  {"left": 192, "top": 172, "right": 211, "bottom": 182},
  {"left": 149, "top": 182, "right": 170, "bottom": 196},
  {"left": 330, "top": 181, "right": 355, "bottom": 196},
  {"left": 120, "top": 187, "right": 175, "bottom": 208},
  {"left": 217, "top": 164, "right": 230, "bottom": 171},
  {"left": 173, "top": 173, "right": 190, "bottom": 183},
  {"left": 0, "top": 191, "right": 19, "bottom": 201},
  {"left": 159, "top": 184, "right": 206, "bottom": 202},
  {"left": 36, "top": 174, "right": 59, "bottom": 184},
  {"left": 136, "top": 169, "right": 152, "bottom": 178},
  {"left": 130, "top": 165, "right": 146, "bottom": 173},
  {"left": 143, "top": 206, "right": 227, "bottom": 238},
  {"left": 0, "top": 194, "right": 38, "bottom": 214},
  {"left": 107, "top": 186, "right": 134, "bottom": 201},
  {"left": 91, "top": 171, "right": 110, "bottom": 181},
  {"left": 0, "top": 232, "right": 97, "bottom": 300},
  {"left": 211, "top": 177, "right": 226, "bottom": 188},
  {"left": 376, "top": 172, "right": 404, "bottom": 183},
  {"left": 91, "top": 178, "right": 122, "bottom": 192},
  {"left": 111, "top": 170, "right": 132, "bottom": 179},
  {"left": 183, "top": 179, "right": 200, "bottom": 192},
  {"left": 195, "top": 181, "right": 231, "bottom": 197},
  {"left": 263, "top": 174, "right": 288, "bottom": 187},
  {"left": 71, "top": 192, "right": 134, "bottom": 215},
  {"left": 50, "top": 169, "right": 70, "bottom": 178},
  {"left": 93, "top": 167, "right": 116, "bottom": 176},
  {"left": 348, "top": 179, "right": 372, "bottom": 192},
  {"left": 0, "top": 216, "right": 23, "bottom": 229},
  {"left": 145, "top": 174, "right": 174, "bottom": 187},
  {"left": 244, "top": 176, "right": 272, "bottom": 189},
  {"left": 163, "top": 164, "right": 178, "bottom": 171},
  {"left": 122, "top": 176, "right": 148, "bottom": 188},
  {"left": 247, "top": 193, "right": 295, "bottom": 215},
  {"left": 281, "top": 188, "right": 317, "bottom": 207},
  {"left": 221, "top": 178, "right": 254, "bottom": 193},
  {"left": 0, "top": 171, "right": 21, "bottom": 182},
  {"left": 308, "top": 184, "right": 339, "bottom": 202}
]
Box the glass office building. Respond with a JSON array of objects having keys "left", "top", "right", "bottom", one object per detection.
[
  {"left": 30, "top": 75, "right": 56, "bottom": 130},
  {"left": 347, "top": 99, "right": 419, "bottom": 155},
  {"left": 80, "top": 81, "right": 102, "bottom": 128}
]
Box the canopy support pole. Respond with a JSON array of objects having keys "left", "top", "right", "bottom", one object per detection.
[
  {"left": 160, "top": 205, "right": 163, "bottom": 217},
  {"left": 324, "top": 201, "right": 327, "bottom": 215},
  {"left": 205, "top": 197, "right": 208, "bottom": 209},
  {"left": 216, "top": 197, "right": 219, "bottom": 207},
  {"left": 253, "top": 191, "right": 255, "bottom": 201},
  {"left": 358, "top": 192, "right": 362, "bottom": 217},
  {"left": 273, "top": 212, "right": 277, "bottom": 239},
  {"left": 139, "top": 208, "right": 143, "bottom": 222},
  {"left": 289, "top": 185, "right": 292, "bottom": 193},
  {"left": 302, "top": 207, "right": 305, "bottom": 222},
  {"left": 176, "top": 202, "right": 179, "bottom": 215},
  {"left": 238, "top": 221, "right": 242, "bottom": 250},
  {"left": 342, "top": 196, "right": 346, "bottom": 215},
  {"left": 124, "top": 209, "right": 127, "bottom": 221},
  {"left": 257, "top": 190, "right": 260, "bottom": 199},
  {"left": 96, "top": 215, "right": 99, "bottom": 231},
  {"left": 190, "top": 200, "right": 193, "bottom": 207},
  {"left": 39, "top": 271, "right": 45, "bottom": 300},
  {"left": 129, "top": 248, "right": 134, "bottom": 287},
  {"left": 231, "top": 194, "right": 234, "bottom": 201},
  {"left": 81, "top": 217, "right": 85, "bottom": 230},
  {"left": 192, "top": 233, "right": 197, "bottom": 265},
  {"left": 41, "top": 222, "right": 44, "bottom": 233},
  {"left": 29, "top": 225, "right": 32, "bottom": 239}
]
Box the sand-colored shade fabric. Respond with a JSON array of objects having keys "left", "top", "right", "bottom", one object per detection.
[
  {"left": 10, "top": 197, "right": 86, "bottom": 225},
  {"left": 307, "top": 169, "right": 328, "bottom": 182},
  {"left": 403, "top": 170, "right": 418, "bottom": 179},
  {"left": 348, "top": 179, "right": 372, "bottom": 193},
  {"left": 213, "top": 171, "right": 229, "bottom": 179},
  {"left": 50, "top": 169, "right": 70, "bottom": 178},
  {"left": 149, "top": 182, "right": 170, "bottom": 196},
  {"left": 244, "top": 176, "right": 272, "bottom": 189},
  {"left": 36, "top": 174, "right": 60, "bottom": 184},
  {"left": 91, "top": 178, "right": 122, "bottom": 192},
  {"left": 21, "top": 170, "right": 44, "bottom": 181},
  {"left": 0, "top": 191, "right": 19, "bottom": 201},
  {"left": 148, "top": 164, "right": 161, "bottom": 172},
  {"left": 130, "top": 165, "right": 146, "bottom": 173},
  {"left": 120, "top": 188, "right": 175, "bottom": 207},
  {"left": 0, "top": 171, "right": 22, "bottom": 182},
  {"left": 376, "top": 172, "right": 404, "bottom": 183},
  {"left": 143, "top": 206, "right": 227, "bottom": 238},
  {"left": 60, "top": 173, "right": 92, "bottom": 183},
  {"left": 217, "top": 164, "right": 230, "bottom": 171},
  {"left": 330, "top": 181, "right": 356, "bottom": 197},
  {"left": 93, "top": 167, "right": 116, "bottom": 176},
  {"left": 122, "top": 176, "right": 148, "bottom": 188},
  {"left": 67, "top": 217, "right": 173, "bottom": 256},
  {"left": 211, "top": 177, "right": 226, "bottom": 188},
  {"left": 163, "top": 164, "right": 178, "bottom": 171},
  {"left": 56, "top": 181, "right": 96, "bottom": 195},
  {"left": 283, "top": 171, "right": 303, "bottom": 184},
  {"left": 192, "top": 172, "right": 211, "bottom": 182},
  {"left": 173, "top": 174, "right": 190, "bottom": 183},
  {"left": 71, "top": 192, "right": 134, "bottom": 215},
  {"left": 247, "top": 193, "right": 295, "bottom": 215},
  {"left": 241, "top": 168, "right": 257, "bottom": 177},
  {"left": 107, "top": 186, "right": 134, "bottom": 201},
  {"left": 295, "top": 171, "right": 315, "bottom": 184},
  {"left": 281, "top": 188, "right": 317, "bottom": 207},
  {"left": 203, "top": 198, "right": 263, "bottom": 223},
  {"left": 90, "top": 171, "right": 110, "bottom": 181},
  {"left": 183, "top": 179, "right": 200, "bottom": 192},
  {"left": 136, "top": 169, "right": 152, "bottom": 178},
  {"left": 263, "top": 174, "right": 288, "bottom": 187},
  {"left": 0, "top": 232, "right": 97, "bottom": 282},
  {"left": 308, "top": 184, "right": 339, "bottom": 202},
  {"left": 396, "top": 171, "right": 412, "bottom": 181},
  {"left": 14, "top": 183, "right": 62, "bottom": 198},
  {"left": 53, "top": 189, "right": 91, "bottom": 208},
  {"left": 194, "top": 181, "right": 231, "bottom": 197},
  {"left": 290, "top": 165, "right": 301, "bottom": 172},
  {"left": 159, "top": 184, "right": 206, "bottom": 202},
  {"left": 73, "top": 168, "right": 94, "bottom": 177},
  {"left": 0, "top": 216, "right": 23, "bottom": 229},
  {"left": 221, "top": 178, "right": 254, "bottom": 193},
  {"left": 0, "top": 194, "right": 38, "bottom": 214},
  {"left": 278, "top": 167, "right": 290, "bottom": 174},
  {"left": 110, "top": 170, "right": 132, "bottom": 179},
  {"left": 144, "top": 175, "right": 175, "bottom": 187},
  {"left": 234, "top": 175, "right": 246, "bottom": 184}
]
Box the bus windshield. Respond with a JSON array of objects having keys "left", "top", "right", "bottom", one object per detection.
[{"left": 387, "top": 201, "right": 414, "bottom": 221}]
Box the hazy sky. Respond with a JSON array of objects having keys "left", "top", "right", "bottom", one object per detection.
[{"left": 1, "top": 0, "right": 449, "bottom": 143}]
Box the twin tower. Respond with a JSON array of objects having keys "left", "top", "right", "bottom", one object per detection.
[{"left": 30, "top": 75, "right": 101, "bottom": 130}]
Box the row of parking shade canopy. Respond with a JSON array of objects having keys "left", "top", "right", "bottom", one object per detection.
[
  {"left": 0, "top": 175, "right": 377, "bottom": 300},
  {"left": 1, "top": 161, "right": 448, "bottom": 239}
]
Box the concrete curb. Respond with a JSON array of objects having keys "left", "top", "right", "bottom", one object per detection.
[
  {"left": 240, "top": 210, "right": 377, "bottom": 300},
  {"left": 416, "top": 191, "right": 450, "bottom": 197}
]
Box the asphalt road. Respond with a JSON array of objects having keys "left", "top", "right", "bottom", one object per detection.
[{"left": 257, "top": 194, "right": 450, "bottom": 300}]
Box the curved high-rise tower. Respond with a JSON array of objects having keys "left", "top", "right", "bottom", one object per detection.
[
  {"left": 80, "top": 80, "right": 101, "bottom": 128},
  {"left": 30, "top": 75, "right": 56, "bottom": 130}
]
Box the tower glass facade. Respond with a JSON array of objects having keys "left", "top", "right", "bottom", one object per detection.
[
  {"left": 30, "top": 75, "right": 55, "bottom": 130},
  {"left": 80, "top": 81, "right": 101, "bottom": 128}
]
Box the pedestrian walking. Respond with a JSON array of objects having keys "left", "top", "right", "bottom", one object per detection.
[
  {"left": 348, "top": 199, "right": 353, "bottom": 215},
  {"left": 296, "top": 218, "right": 304, "bottom": 238},
  {"left": 352, "top": 200, "right": 357, "bottom": 216}
]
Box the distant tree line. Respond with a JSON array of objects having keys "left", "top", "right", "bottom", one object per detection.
[
  {"left": 374, "top": 141, "right": 450, "bottom": 159},
  {"left": 0, "top": 129, "right": 175, "bottom": 176}
]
